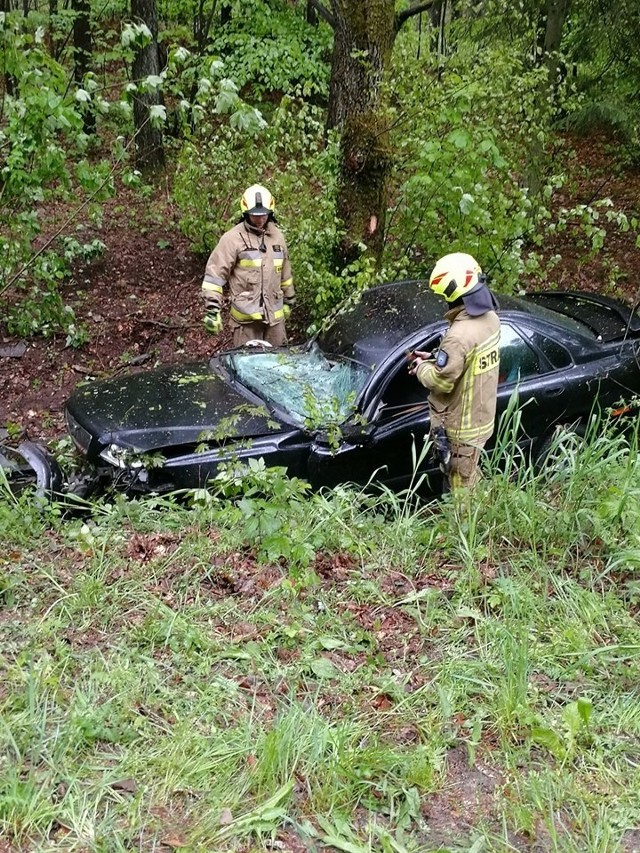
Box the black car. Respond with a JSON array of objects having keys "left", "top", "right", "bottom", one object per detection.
[{"left": 8, "top": 280, "right": 640, "bottom": 498}]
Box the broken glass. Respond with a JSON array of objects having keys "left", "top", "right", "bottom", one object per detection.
[{"left": 221, "top": 343, "right": 371, "bottom": 426}]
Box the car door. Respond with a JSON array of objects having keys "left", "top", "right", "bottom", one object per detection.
[{"left": 306, "top": 330, "right": 445, "bottom": 493}]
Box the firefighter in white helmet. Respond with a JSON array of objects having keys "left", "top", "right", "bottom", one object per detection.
[
  {"left": 201, "top": 184, "right": 295, "bottom": 347},
  {"left": 409, "top": 252, "right": 500, "bottom": 491}
]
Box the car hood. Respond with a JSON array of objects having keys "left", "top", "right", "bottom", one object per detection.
[{"left": 65, "top": 361, "right": 285, "bottom": 456}]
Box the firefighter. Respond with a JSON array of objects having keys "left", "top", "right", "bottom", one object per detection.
[
  {"left": 201, "top": 184, "right": 295, "bottom": 347},
  {"left": 409, "top": 252, "right": 501, "bottom": 491}
]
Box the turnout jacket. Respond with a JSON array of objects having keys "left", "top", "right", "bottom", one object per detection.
[
  {"left": 202, "top": 220, "right": 294, "bottom": 326},
  {"left": 416, "top": 306, "right": 500, "bottom": 447}
]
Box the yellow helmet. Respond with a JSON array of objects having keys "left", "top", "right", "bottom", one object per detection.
[
  {"left": 429, "top": 252, "right": 483, "bottom": 302},
  {"left": 240, "top": 184, "right": 274, "bottom": 216}
]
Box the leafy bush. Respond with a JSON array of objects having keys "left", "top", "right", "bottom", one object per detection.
[{"left": 203, "top": 0, "right": 331, "bottom": 100}]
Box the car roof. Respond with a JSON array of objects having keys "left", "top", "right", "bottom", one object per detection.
[{"left": 318, "top": 279, "right": 590, "bottom": 364}]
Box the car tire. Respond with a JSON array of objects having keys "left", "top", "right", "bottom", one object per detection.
[{"left": 0, "top": 442, "right": 64, "bottom": 500}]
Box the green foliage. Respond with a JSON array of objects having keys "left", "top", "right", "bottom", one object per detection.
[
  {"left": 4, "top": 238, "right": 104, "bottom": 345},
  {"left": 206, "top": 457, "right": 318, "bottom": 568},
  {"left": 204, "top": 0, "right": 331, "bottom": 100},
  {"left": 385, "top": 34, "right": 550, "bottom": 290},
  {"left": 0, "top": 15, "right": 114, "bottom": 339}
]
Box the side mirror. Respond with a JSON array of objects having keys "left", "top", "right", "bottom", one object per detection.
[
  {"left": 340, "top": 423, "right": 373, "bottom": 447},
  {"left": 313, "top": 423, "right": 372, "bottom": 450}
]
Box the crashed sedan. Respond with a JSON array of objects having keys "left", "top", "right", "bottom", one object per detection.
[{"left": 8, "top": 279, "right": 640, "bottom": 497}]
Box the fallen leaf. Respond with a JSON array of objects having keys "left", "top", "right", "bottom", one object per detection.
[
  {"left": 110, "top": 778, "right": 138, "bottom": 794},
  {"left": 162, "top": 835, "right": 186, "bottom": 849},
  {"left": 219, "top": 807, "right": 233, "bottom": 826}
]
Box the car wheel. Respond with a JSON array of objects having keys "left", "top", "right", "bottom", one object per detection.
[
  {"left": 0, "top": 447, "right": 38, "bottom": 496},
  {"left": 0, "top": 442, "right": 64, "bottom": 499}
]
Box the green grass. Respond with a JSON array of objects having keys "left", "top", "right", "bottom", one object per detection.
[{"left": 2, "top": 419, "right": 640, "bottom": 850}]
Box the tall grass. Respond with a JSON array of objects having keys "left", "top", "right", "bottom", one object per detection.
[{"left": 2, "top": 412, "right": 640, "bottom": 849}]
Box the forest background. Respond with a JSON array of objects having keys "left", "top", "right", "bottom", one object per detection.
[{"left": 2, "top": 2, "right": 640, "bottom": 852}]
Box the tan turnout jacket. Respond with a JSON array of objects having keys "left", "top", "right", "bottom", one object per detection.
[
  {"left": 416, "top": 306, "right": 500, "bottom": 447},
  {"left": 202, "top": 220, "right": 294, "bottom": 326}
]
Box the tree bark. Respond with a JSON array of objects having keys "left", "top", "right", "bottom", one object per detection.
[
  {"left": 325, "top": 1, "right": 432, "bottom": 267},
  {"left": 73, "top": 0, "right": 95, "bottom": 133},
  {"left": 1, "top": 0, "right": 17, "bottom": 96},
  {"left": 327, "top": 1, "right": 395, "bottom": 265},
  {"left": 306, "top": 0, "right": 318, "bottom": 25},
  {"left": 131, "top": 0, "right": 165, "bottom": 172},
  {"left": 527, "top": 0, "right": 571, "bottom": 196},
  {"left": 542, "top": 0, "right": 571, "bottom": 91}
]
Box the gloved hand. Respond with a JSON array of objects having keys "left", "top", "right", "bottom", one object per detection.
[
  {"left": 203, "top": 308, "right": 222, "bottom": 335},
  {"left": 283, "top": 303, "right": 292, "bottom": 321}
]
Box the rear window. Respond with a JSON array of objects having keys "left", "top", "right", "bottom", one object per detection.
[{"left": 526, "top": 293, "right": 632, "bottom": 341}]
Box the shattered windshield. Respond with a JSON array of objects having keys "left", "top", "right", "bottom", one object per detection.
[{"left": 221, "top": 343, "right": 371, "bottom": 427}]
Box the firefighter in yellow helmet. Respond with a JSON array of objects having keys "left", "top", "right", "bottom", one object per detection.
[
  {"left": 201, "top": 184, "right": 295, "bottom": 347},
  {"left": 409, "top": 252, "right": 501, "bottom": 491}
]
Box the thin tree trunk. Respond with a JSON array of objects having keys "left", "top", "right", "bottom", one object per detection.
[
  {"left": 131, "top": 0, "right": 165, "bottom": 172},
  {"left": 306, "top": 0, "right": 318, "bottom": 25},
  {"left": 47, "top": 0, "right": 58, "bottom": 57},
  {"left": 73, "top": 0, "right": 95, "bottom": 133},
  {"left": 1, "top": 0, "right": 17, "bottom": 96},
  {"left": 327, "top": 1, "right": 396, "bottom": 266},
  {"left": 543, "top": 0, "right": 571, "bottom": 92},
  {"left": 527, "top": 0, "right": 571, "bottom": 196}
]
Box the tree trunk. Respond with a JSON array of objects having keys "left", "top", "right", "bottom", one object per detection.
[
  {"left": 542, "top": 0, "right": 571, "bottom": 92},
  {"left": 306, "top": 1, "right": 318, "bottom": 25},
  {"left": 1, "top": 0, "right": 17, "bottom": 96},
  {"left": 73, "top": 0, "right": 95, "bottom": 133},
  {"left": 194, "top": 0, "right": 217, "bottom": 53},
  {"left": 131, "top": 0, "right": 165, "bottom": 172},
  {"left": 326, "top": 1, "right": 396, "bottom": 266},
  {"left": 46, "top": 0, "right": 58, "bottom": 58},
  {"left": 527, "top": 0, "right": 571, "bottom": 196},
  {"left": 429, "top": 0, "right": 444, "bottom": 55}
]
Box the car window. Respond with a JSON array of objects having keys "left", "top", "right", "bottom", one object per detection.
[
  {"left": 222, "top": 343, "right": 371, "bottom": 427},
  {"left": 499, "top": 324, "right": 541, "bottom": 384},
  {"left": 376, "top": 333, "right": 443, "bottom": 421},
  {"left": 527, "top": 330, "right": 572, "bottom": 369},
  {"left": 377, "top": 363, "right": 429, "bottom": 421},
  {"left": 377, "top": 324, "right": 545, "bottom": 418}
]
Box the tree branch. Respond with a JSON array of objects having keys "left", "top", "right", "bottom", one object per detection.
[
  {"left": 306, "top": 0, "right": 335, "bottom": 28},
  {"left": 395, "top": 0, "right": 435, "bottom": 32}
]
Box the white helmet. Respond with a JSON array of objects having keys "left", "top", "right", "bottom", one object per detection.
[
  {"left": 240, "top": 184, "right": 274, "bottom": 216},
  {"left": 429, "top": 252, "right": 483, "bottom": 302}
]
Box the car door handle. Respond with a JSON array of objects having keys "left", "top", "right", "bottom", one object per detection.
[{"left": 543, "top": 385, "right": 564, "bottom": 397}]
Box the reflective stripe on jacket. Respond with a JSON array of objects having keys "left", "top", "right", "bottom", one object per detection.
[
  {"left": 202, "top": 220, "right": 294, "bottom": 326},
  {"left": 416, "top": 306, "right": 500, "bottom": 447}
]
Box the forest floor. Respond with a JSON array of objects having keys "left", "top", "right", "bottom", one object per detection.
[{"left": 1, "top": 131, "right": 640, "bottom": 444}]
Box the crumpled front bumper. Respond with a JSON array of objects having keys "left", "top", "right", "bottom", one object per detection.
[{"left": 0, "top": 441, "right": 64, "bottom": 498}]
